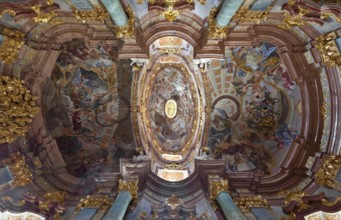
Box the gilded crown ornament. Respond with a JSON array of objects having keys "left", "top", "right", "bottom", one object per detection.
[{"left": 0, "top": 76, "right": 40, "bottom": 144}]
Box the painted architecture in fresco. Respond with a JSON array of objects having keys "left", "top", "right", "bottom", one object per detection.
[
  {"left": 41, "top": 40, "right": 135, "bottom": 177},
  {"left": 207, "top": 42, "right": 301, "bottom": 175}
]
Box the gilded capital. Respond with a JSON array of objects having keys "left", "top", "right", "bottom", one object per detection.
[
  {"left": 208, "top": 8, "right": 229, "bottom": 39},
  {"left": 114, "top": 7, "right": 135, "bottom": 39},
  {"left": 209, "top": 179, "right": 229, "bottom": 201},
  {"left": 118, "top": 178, "right": 139, "bottom": 201}
]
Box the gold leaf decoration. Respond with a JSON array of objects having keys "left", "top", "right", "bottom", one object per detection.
[
  {"left": 72, "top": 5, "right": 109, "bottom": 23},
  {"left": 0, "top": 28, "right": 24, "bottom": 63},
  {"left": 114, "top": 7, "right": 135, "bottom": 39},
  {"left": 0, "top": 76, "right": 40, "bottom": 143},
  {"left": 314, "top": 32, "right": 341, "bottom": 67},
  {"left": 208, "top": 8, "right": 229, "bottom": 39},
  {"left": 315, "top": 154, "right": 341, "bottom": 188}
]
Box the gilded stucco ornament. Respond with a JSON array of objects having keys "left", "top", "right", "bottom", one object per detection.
[
  {"left": 0, "top": 76, "right": 40, "bottom": 144},
  {"left": 278, "top": 7, "right": 310, "bottom": 30},
  {"left": 279, "top": 190, "right": 308, "bottom": 210},
  {"left": 209, "top": 179, "right": 229, "bottom": 201},
  {"left": 235, "top": 195, "right": 270, "bottom": 212},
  {"left": 315, "top": 154, "right": 341, "bottom": 188},
  {"left": 119, "top": 178, "right": 139, "bottom": 209},
  {"left": 320, "top": 12, "right": 341, "bottom": 23},
  {"left": 208, "top": 8, "right": 229, "bottom": 39},
  {"left": 31, "top": 4, "right": 60, "bottom": 24},
  {"left": 162, "top": 0, "right": 181, "bottom": 22},
  {"left": 75, "top": 195, "right": 113, "bottom": 212},
  {"left": 9, "top": 152, "right": 33, "bottom": 187},
  {"left": 233, "top": 6, "right": 272, "bottom": 24},
  {"left": 24, "top": 191, "right": 66, "bottom": 219},
  {"left": 72, "top": 5, "right": 109, "bottom": 23},
  {"left": 0, "top": 9, "right": 16, "bottom": 18},
  {"left": 0, "top": 28, "right": 24, "bottom": 63},
  {"left": 314, "top": 32, "right": 341, "bottom": 67},
  {"left": 114, "top": 7, "right": 135, "bottom": 38},
  {"left": 165, "top": 194, "right": 183, "bottom": 216},
  {"left": 278, "top": 190, "right": 308, "bottom": 219}
]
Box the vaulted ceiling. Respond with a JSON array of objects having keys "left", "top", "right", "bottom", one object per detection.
[{"left": 0, "top": 0, "right": 340, "bottom": 219}]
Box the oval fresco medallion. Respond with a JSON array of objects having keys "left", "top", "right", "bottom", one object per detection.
[{"left": 146, "top": 65, "right": 195, "bottom": 152}]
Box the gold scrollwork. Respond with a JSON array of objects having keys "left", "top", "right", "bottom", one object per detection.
[
  {"left": 1, "top": 196, "right": 26, "bottom": 207},
  {"left": 208, "top": 8, "right": 229, "bottom": 39},
  {"left": 8, "top": 153, "right": 33, "bottom": 187},
  {"left": 278, "top": 7, "right": 310, "bottom": 30},
  {"left": 315, "top": 154, "right": 341, "bottom": 188},
  {"left": 235, "top": 195, "right": 270, "bottom": 212},
  {"left": 0, "top": 76, "right": 40, "bottom": 144},
  {"left": 114, "top": 7, "right": 135, "bottom": 39},
  {"left": 31, "top": 4, "right": 60, "bottom": 24},
  {"left": 321, "top": 196, "right": 341, "bottom": 207},
  {"left": 72, "top": 5, "right": 109, "bottom": 23},
  {"left": 278, "top": 190, "right": 308, "bottom": 210},
  {"left": 234, "top": 6, "right": 272, "bottom": 25},
  {"left": 320, "top": 12, "right": 341, "bottom": 23},
  {"left": 0, "top": 9, "right": 16, "bottom": 18},
  {"left": 314, "top": 32, "right": 341, "bottom": 67},
  {"left": 0, "top": 28, "right": 24, "bottom": 63},
  {"left": 165, "top": 163, "right": 184, "bottom": 170},
  {"left": 75, "top": 195, "right": 113, "bottom": 212},
  {"left": 40, "top": 191, "right": 65, "bottom": 211}
]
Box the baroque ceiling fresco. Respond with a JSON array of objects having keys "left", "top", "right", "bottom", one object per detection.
[
  {"left": 207, "top": 42, "right": 301, "bottom": 175},
  {"left": 0, "top": 0, "right": 340, "bottom": 219}
]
